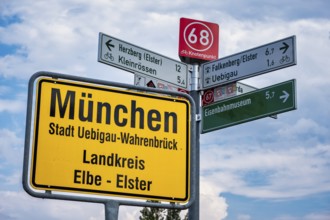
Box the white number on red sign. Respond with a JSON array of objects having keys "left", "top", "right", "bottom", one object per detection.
[{"left": 184, "top": 22, "right": 214, "bottom": 52}]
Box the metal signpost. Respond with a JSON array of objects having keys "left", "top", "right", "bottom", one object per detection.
[
  {"left": 23, "top": 17, "right": 298, "bottom": 220},
  {"left": 98, "top": 32, "right": 188, "bottom": 89},
  {"left": 178, "top": 17, "right": 220, "bottom": 220},
  {"left": 202, "top": 79, "right": 296, "bottom": 133},
  {"left": 202, "top": 36, "right": 296, "bottom": 89}
]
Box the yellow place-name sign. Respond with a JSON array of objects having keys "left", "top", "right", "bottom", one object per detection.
[{"left": 30, "top": 78, "right": 190, "bottom": 202}]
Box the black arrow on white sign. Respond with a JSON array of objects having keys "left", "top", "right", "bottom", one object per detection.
[
  {"left": 280, "top": 42, "right": 289, "bottom": 54},
  {"left": 106, "top": 40, "right": 115, "bottom": 51}
]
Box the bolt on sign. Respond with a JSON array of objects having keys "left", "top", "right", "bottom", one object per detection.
[{"left": 25, "top": 74, "right": 191, "bottom": 203}]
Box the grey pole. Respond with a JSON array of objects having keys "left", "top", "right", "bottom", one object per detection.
[
  {"left": 105, "top": 201, "right": 120, "bottom": 220},
  {"left": 188, "top": 64, "right": 200, "bottom": 220}
]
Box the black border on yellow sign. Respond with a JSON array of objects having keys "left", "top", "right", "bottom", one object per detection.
[{"left": 31, "top": 78, "right": 191, "bottom": 202}]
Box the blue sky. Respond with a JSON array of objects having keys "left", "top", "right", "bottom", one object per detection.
[{"left": 1, "top": 0, "right": 330, "bottom": 219}]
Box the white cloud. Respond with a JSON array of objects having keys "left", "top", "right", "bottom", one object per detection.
[
  {"left": 0, "top": 129, "right": 23, "bottom": 167},
  {"left": 237, "top": 214, "right": 252, "bottom": 220},
  {"left": 0, "top": 191, "right": 104, "bottom": 220},
  {"left": 0, "top": 85, "right": 10, "bottom": 93},
  {"left": 0, "top": 130, "right": 22, "bottom": 190},
  {"left": 277, "top": 118, "right": 328, "bottom": 139},
  {"left": 274, "top": 213, "right": 330, "bottom": 220},
  {"left": 0, "top": 171, "right": 21, "bottom": 187},
  {"left": 0, "top": 186, "right": 226, "bottom": 220},
  {"left": 200, "top": 177, "right": 228, "bottom": 220},
  {"left": 118, "top": 206, "right": 141, "bottom": 220},
  {"left": 0, "top": 99, "right": 25, "bottom": 113},
  {"left": 201, "top": 143, "right": 330, "bottom": 199},
  {"left": 274, "top": 215, "right": 299, "bottom": 220},
  {"left": 303, "top": 212, "right": 330, "bottom": 220}
]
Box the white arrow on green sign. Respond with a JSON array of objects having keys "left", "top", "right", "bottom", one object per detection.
[{"left": 202, "top": 79, "right": 296, "bottom": 133}]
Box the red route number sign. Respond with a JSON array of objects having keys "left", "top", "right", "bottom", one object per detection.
[{"left": 179, "top": 17, "right": 219, "bottom": 63}]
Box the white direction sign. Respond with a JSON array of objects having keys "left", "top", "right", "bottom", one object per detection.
[
  {"left": 134, "top": 73, "right": 189, "bottom": 93},
  {"left": 202, "top": 36, "right": 296, "bottom": 89},
  {"left": 98, "top": 32, "right": 188, "bottom": 89}
]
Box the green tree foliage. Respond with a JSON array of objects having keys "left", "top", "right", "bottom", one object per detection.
[
  {"left": 139, "top": 201, "right": 185, "bottom": 220},
  {"left": 166, "top": 208, "right": 181, "bottom": 220},
  {"left": 139, "top": 201, "right": 165, "bottom": 220}
]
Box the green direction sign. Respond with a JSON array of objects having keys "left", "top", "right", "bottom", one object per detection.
[{"left": 202, "top": 79, "right": 296, "bottom": 133}]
